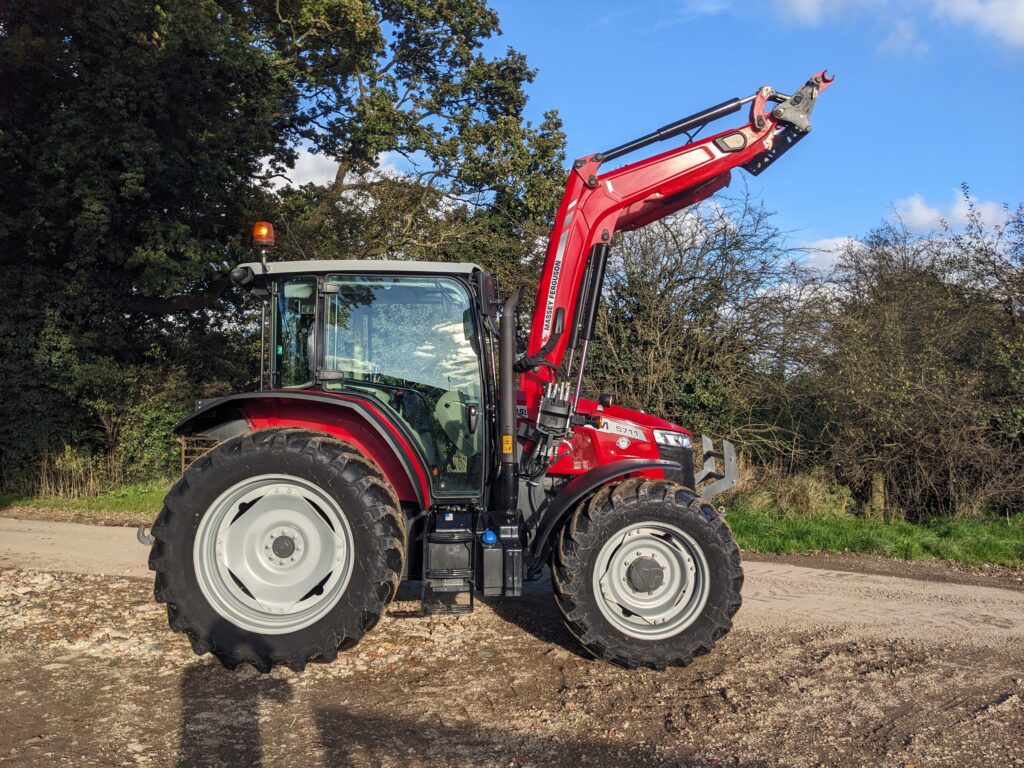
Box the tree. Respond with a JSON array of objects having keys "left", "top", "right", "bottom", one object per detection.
[
  {"left": 585, "top": 191, "right": 811, "bottom": 459},
  {"left": 251, "top": 0, "right": 568, "bottom": 292},
  {"left": 250, "top": 0, "right": 562, "bottom": 204},
  {"left": 0, "top": 0, "right": 289, "bottom": 485},
  {"left": 270, "top": 105, "right": 565, "bottom": 285},
  {"left": 0, "top": 0, "right": 565, "bottom": 488},
  {"left": 797, "top": 199, "right": 1024, "bottom": 518}
]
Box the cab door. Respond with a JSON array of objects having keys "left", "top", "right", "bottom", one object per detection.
[{"left": 318, "top": 275, "right": 486, "bottom": 499}]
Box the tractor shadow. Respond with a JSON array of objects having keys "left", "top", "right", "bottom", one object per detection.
[
  {"left": 391, "top": 570, "right": 589, "bottom": 659},
  {"left": 171, "top": 624, "right": 772, "bottom": 767},
  {"left": 176, "top": 625, "right": 293, "bottom": 767},
  {"left": 480, "top": 567, "right": 592, "bottom": 660},
  {"left": 313, "top": 706, "right": 775, "bottom": 767},
  {"left": 483, "top": 569, "right": 598, "bottom": 659}
]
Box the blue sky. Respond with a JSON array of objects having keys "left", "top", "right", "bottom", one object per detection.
[{"left": 483, "top": 0, "right": 1024, "bottom": 252}]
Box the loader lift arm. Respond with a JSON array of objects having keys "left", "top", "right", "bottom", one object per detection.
[{"left": 521, "top": 71, "right": 834, "bottom": 407}]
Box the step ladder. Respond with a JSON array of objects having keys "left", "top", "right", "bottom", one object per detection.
[{"left": 421, "top": 511, "right": 475, "bottom": 615}]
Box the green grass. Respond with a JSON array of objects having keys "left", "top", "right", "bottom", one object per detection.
[
  {"left": 727, "top": 498, "right": 1024, "bottom": 568},
  {"left": 0, "top": 479, "right": 172, "bottom": 525}
]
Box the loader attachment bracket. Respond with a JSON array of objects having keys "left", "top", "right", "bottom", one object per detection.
[
  {"left": 695, "top": 436, "right": 738, "bottom": 502},
  {"left": 769, "top": 71, "right": 833, "bottom": 134},
  {"left": 742, "top": 129, "right": 806, "bottom": 176},
  {"left": 743, "top": 71, "right": 832, "bottom": 177}
]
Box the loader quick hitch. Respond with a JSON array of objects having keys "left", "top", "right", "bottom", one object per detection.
[
  {"left": 766, "top": 70, "right": 834, "bottom": 133},
  {"left": 743, "top": 70, "right": 834, "bottom": 176}
]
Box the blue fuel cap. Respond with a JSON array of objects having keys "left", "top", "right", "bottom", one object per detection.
[{"left": 481, "top": 529, "right": 498, "bottom": 546}]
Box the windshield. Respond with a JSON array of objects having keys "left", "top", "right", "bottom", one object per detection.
[
  {"left": 320, "top": 275, "right": 484, "bottom": 497},
  {"left": 323, "top": 277, "right": 479, "bottom": 391}
]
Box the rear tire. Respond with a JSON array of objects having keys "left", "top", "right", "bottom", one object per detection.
[
  {"left": 149, "top": 429, "right": 406, "bottom": 672},
  {"left": 551, "top": 478, "right": 742, "bottom": 670}
]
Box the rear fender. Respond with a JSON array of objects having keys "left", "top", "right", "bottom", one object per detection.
[
  {"left": 174, "top": 391, "right": 431, "bottom": 509},
  {"left": 527, "top": 459, "right": 681, "bottom": 569}
]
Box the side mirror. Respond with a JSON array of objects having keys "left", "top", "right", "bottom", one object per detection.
[{"left": 475, "top": 271, "right": 499, "bottom": 327}]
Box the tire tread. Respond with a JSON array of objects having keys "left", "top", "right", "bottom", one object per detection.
[{"left": 551, "top": 479, "right": 742, "bottom": 670}]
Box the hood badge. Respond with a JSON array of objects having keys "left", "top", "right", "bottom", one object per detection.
[{"left": 615, "top": 437, "right": 631, "bottom": 450}]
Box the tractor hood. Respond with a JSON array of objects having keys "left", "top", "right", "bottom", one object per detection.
[{"left": 578, "top": 397, "right": 692, "bottom": 437}]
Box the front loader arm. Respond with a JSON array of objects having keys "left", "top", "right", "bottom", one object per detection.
[{"left": 522, "top": 71, "right": 834, "bottom": 405}]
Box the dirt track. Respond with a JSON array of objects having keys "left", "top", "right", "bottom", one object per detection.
[{"left": 1, "top": 517, "right": 1022, "bottom": 767}]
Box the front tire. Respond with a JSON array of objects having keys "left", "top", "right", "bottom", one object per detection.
[
  {"left": 551, "top": 478, "right": 743, "bottom": 670},
  {"left": 149, "top": 429, "right": 406, "bottom": 672}
]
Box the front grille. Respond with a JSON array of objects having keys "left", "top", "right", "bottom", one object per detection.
[{"left": 657, "top": 443, "right": 695, "bottom": 489}]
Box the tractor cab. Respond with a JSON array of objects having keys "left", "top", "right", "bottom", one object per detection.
[{"left": 231, "top": 259, "right": 493, "bottom": 500}]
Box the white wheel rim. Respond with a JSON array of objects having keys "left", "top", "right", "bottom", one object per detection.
[
  {"left": 592, "top": 521, "right": 710, "bottom": 641},
  {"left": 193, "top": 474, "right": 354, "bottom": 635}
]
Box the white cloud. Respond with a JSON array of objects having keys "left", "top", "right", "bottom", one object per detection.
[
  {"left": 877, "top": 19, "right": 930, "bottom": 55},
  {"left": 261, "top": 148, "right": 405, "bottom": 191},
  {"left": 681, "top": 0, "right": 734, "bottom": 15},
  {"left": 933, "top": 0, "right": 1024, "bottom": 48},
  {"left": 260, "top": 146, "right": 338, "bottom": 190},
  {"left": 590, "top": 7, "right": 642, "bottom": 29},
  {"left": 776, "top": 0, "right": 852, "bottom": 24},
  {"left": 800, "top": 236, "right": 858, "bottom": 272},
  {"left": 375, "top": 151, "right": 405, "bottom": 177},
  {"left": 892, "top": 190, "right": 1009, "bottom": 231},
  {"left": 285, "top": 148, "right": 340, "bottom": 187},
  {"left": 774, "top": 0, "right": 1024, "bottom": 48},
  {"left": 893, "top": 194, "right": 945, "bottom": 230},
  {"left": 649, "top": 0, "right": 734, "bottom": 30}
]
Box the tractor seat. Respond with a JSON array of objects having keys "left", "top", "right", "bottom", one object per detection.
[{"left": 395, "top": 389, "right": 437, "bottom": 466}]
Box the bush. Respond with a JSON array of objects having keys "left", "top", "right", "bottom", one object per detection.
[
  {"left": 789, "top": 204, "right": 1024, "bottom": 520},
  {"left": 739, "top": 467, "right": 856, "bottom": 518},
  {"left": 115, "top": 378, "right": 190, "bottom": 483},
  {"left": 34, "top": 445, "right": 110, "bottom": 499}
]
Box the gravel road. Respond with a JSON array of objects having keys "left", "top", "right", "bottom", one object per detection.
[{"left": 1, "top": 517, "right": 1022, "bottom": 767}]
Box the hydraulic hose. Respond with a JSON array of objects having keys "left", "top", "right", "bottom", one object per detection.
[{"left": 600, "top": 98, "right": 743, "bottom": 163}]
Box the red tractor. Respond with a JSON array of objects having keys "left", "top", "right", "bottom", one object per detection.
[{"left": 143, "top": 72, "right": 833, "bottom": 671}]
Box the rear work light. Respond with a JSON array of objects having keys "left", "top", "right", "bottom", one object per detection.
[{"left": 253, "top": 221, "right": 275, "bottom": 246}]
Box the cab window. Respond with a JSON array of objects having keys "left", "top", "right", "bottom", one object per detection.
[{"left": 273, "top": 278, "right": 316, "bottom": 388}]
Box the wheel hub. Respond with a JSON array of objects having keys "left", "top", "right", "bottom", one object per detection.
[
  {"left": 271, "top": 534, "right": 295, "bottom": 559},
  {"left": 266, "top": 527, "right": 303, "bottom": 566},
  {"left": 194, "top": 475, "right": 355, "bottom": 635},
  {"left": 626, "top": 556, "right": 665, "bottom": 593},
  {"left": 594, "top": 522, "right": 710, "bottom": 640}
]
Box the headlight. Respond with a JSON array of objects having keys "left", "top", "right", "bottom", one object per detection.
[{"left": 653, "top": 430, "right": 692, "bottom": 448}]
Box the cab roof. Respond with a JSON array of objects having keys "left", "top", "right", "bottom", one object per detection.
[{"left": 238, "top": 259, "right": 484, "bottom": 276}]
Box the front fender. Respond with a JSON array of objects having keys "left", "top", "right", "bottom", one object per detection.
[{"left": 527, "top": 459, "right": 682, "bottom": 568}]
